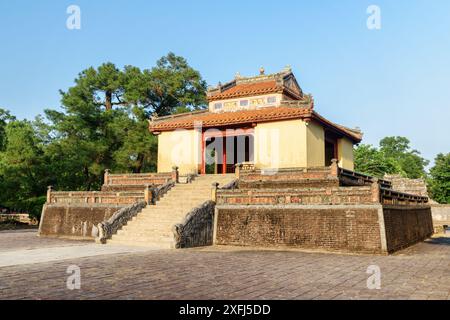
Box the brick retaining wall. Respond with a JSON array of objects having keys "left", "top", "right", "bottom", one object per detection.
[
  {"left": 214, "top": 205, "right": 384, "bottom": 253},
  {"left": 383, "top": 205, "right": 433, "bottom": 253},
  {"left": 214, "top": 204, "right": 433, "bottom": 254},
  {"left": 38, "top": 204, "right": 125, "bottom": 240}
]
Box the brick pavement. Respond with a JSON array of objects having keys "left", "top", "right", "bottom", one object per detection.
[{"left": 0, "top": 231, "right": 449, "bottom": 300}]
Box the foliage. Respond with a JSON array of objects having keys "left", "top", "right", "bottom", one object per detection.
[
  {"left": 354, "top": 136, "right": 428, "bottom": 179},
  {"left": 0, "top": 53, "right": 206, "bottom": 218},
  {"left": 0, "top": 108, "right": 15, "bottom": 151},
  {"left": 429, "top": 153, "right": 450, "bottom": 204}
]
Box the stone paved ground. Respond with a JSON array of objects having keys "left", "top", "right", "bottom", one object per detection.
[{"left": 0, "top": 231, "right": 449, "bottom": 300}]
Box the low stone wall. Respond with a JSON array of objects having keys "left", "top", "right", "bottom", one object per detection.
[
  {"left": 217, "top": 187, "right": 374, "bottom": 206},
  {"left": 0, "top": 213, "right": 37, "bottom": 225},
  {"left": 431, "top": 204, "right": 450, "bottom": 225},
  {"left": 383, "top": 205, "right": 433, "bottom": 253},
  {"left": 239, "top": 167, "right": 333, "bottom": 181},
  {"left": 214, "top": 205, "right": 384, "bottom": 253},
  {"left": 49, "top": 191, "right": 144, "bottom": 205},
  {"left": 384, "top": 174, "right": 429, "bottom": 197},
  {"left": 238, "top": 178, "right": 339, "bottom": 189},
  {"left": 173, "top": 201, "right": 215, "bottom": 249},
  {"left": 38, "top": 204, "right": 125, "bottom": 240},
  {"left": 105, "top": 172, "right": 172, "bottom": 186}
]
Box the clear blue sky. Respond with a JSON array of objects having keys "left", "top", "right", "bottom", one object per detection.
[{"left": 1, "top": 0, "right": 449, "bottom": 166}]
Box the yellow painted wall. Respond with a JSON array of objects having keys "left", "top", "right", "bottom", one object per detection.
[
  {"left": 306, "top": 121, "right": 325, "bottom": 167},
  {"left": 254, "top": 119, "right": 308, "bottom": 169},
  {"left": 156, "top": 119, "right": 355, "bottom": 173},
  {"left": 157, "top": 129, "right": 201, "bottom": 175},
  {"left": 338, "top": 137, "right": 355, "bottom": 170}
]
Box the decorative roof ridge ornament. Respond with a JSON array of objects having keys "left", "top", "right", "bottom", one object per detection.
[
  {"left": 259, "top": 67, "right": 265, "bottom": 75},
  {"left": 283, "top": 65, "right": 292, "bottom": 73},
  {"left": 150, "top": 113, "right": 159, "bottom": 122}
]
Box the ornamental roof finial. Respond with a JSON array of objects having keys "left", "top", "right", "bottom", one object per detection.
[
  {"left": 259, "top": 67, "right": 265, "bottom": 75},
  {"left": 284, "top": 65, "right": 292, "bottom": 73}
]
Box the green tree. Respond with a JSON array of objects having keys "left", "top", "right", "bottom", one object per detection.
[
  {"left": 354, "top": 136, "right": 429, "bottom": 179},
  {"left": 354, "top": 144, "right": 400, "bottom": 178},
  {"left": 379, "top": 136, "right": 428, "bottom": 179},
  {"left": 111, "top": 108, "right": 158, "bottom": 173},
  {"left": 429, "top": 153, "right": 450, "bottom": 204},
  {"left": 0, "top": 108, "right": 15, "bottom": 151},
  {"left": 42, "top": 53, "right": 206, "bottom": 189},
  {"left": 0, "top": 119, "right": 49, "bottom": 216},
  {"left": 124, "top": 52, "right": 207, "bottom": 116}
]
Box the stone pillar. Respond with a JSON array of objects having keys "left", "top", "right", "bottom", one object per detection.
[
  {"left": 211, "top": 182, "right": 219, "bottom": 202},
  {"left": 144, "top": 184, "right": 151, "bottom": 205},
  {"left": 235, "top": 163, "right": 242, "bottom": 179},
  {"left": 104, "top": 169, "right": 110, "bottom": 185},
  {"left": 46, "top": 186, "right": 53, "bottom": 203},
  {"left": 330, "top": 159, "right": 339, "bottom": 177},
  {"left": 172, "top": 166, "right": 179, "bottom": 184},
  {"left": 371, "top": 178, "right": 381, "bottom": 203}
]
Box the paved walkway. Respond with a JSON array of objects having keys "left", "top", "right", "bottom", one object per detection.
[
  {"left": 0, "top": 230, "right": 157, "bottom": 267},
  {"left": 0, "top": 231, "right": 449, "bottom": 300}
]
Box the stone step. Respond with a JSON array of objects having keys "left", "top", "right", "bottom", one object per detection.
[
  {"left": 117, "top": 229, "right": 174, "bottom": 237},
  {"left": 105, "top": 176, "right": 235, "bottom": 248},
  {"left": 107, "top": 239, "right": 173, "bottom": 248},
  {"left": 152, "top": 203, "right": 206, "bottom": 208},
  {"left": 138, "top": 210, "right": 188, "bottom": 215},
  {"left": 111, "top": 235, "right": 174, "bottom": 244},
  {"left": 130, "top": 218, "right": 184, "bottom": 225},
  {"left": 161, "top": 196, "right": 209, "bottom": 200},
  {"left": 122, "top": 217, "right": 183, "bottom": 226}
]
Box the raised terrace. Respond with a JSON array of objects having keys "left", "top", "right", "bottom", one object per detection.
[
  {"left": 38, "top": 169, "right": 179, "bottom": 240},
  {"left": 214, "top": 161, "right": 432, "bottom": 254},
  {"left": 38, "top": 160, "right": 433, "bottom": 254}
]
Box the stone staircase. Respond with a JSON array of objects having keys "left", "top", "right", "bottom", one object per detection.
[{"left": 107, "top": 174, "right": 235, "bottom": 248}]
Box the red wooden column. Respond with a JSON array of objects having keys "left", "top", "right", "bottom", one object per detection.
[
  {"left": 222, "top": 133, "right": 227, "bottom": 174},
  {"left": 201, "top": 130, "right": 205, "bottom": 175}
]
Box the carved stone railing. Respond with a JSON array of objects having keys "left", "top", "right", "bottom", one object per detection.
[
  {"left": 380, "top": 187, "right": 429, "bottom": 206},
  {"left": 46, "top": 188, "right": 144, "bottom": 205},
  {"left": 220, "top": 179, "right": 238, "bottom": 190},
  {"left": 103, "top": 169, "right": 172, "bottom": 186},
  {"left": 96, "top": 201, "right": 147, "bottom": 244},
  {"left": 178, "top": 174, "right": 196, "bottom": 184},
  {"left": 338, "top": 168, "right": 392, "bottom": 189},
  {"left": 172, "top": 201, "right": 215, "bottom": 249},
  {"left": 149, "top": 180, "right": 176, "bottom": 204}
]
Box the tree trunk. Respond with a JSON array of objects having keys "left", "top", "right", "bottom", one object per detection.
[
  {"left": 135, "top": 153, "right": 144, "bottom": 173},
  {"left": 105, "top": 90, "right": 112, "bottom": 110}
]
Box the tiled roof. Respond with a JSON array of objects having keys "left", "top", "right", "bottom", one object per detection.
[
  {"left": 150, "top": 106, "right": 311, "bottom": 131},
  {"left": 208, "top": 80, "right": 284, "bottom": 101},
  {"left": 149, "top": 106, "right": 363, "bottom": 143}
]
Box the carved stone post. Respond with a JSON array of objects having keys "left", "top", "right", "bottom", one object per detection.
[
  {"left": 172, "top": 166, "right": 179, "bottom": 184},
  {"left": 104, "top": 169, "right": 110, "bottom": 185},
  {"left": 330, "top": 159, "right": 339, "bottom": 177},
  {"left": 144, "top": 184, "right": 151, "bottom": 205},
  {"left": 235, "top": 163, "right": 241, "bottom": 179},
  {"left": 211, "top": 182, "right": 219, "bottom": 202},
  {"left": 371, "top": 178, "right": 381, "bottom": 203},
  {"left": 46, "top": 186, "right": 53, "bottom": 203}
]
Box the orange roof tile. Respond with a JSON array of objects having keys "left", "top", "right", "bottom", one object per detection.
[
  {"left": 208, "top": 80, "right": 282, "bottom": 101},
  {"left": 149, "top": 106, "right": 362, "bottom": 143},
  {"left": 150, "top": 106, "right": 311, "bottom": 131}
]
